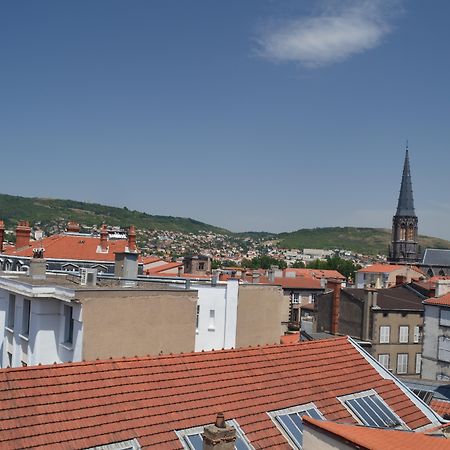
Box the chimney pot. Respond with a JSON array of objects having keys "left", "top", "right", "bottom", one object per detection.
[
  {"left": 202, "top": 413, "right": 236, "bottom": 450},
  {"left": 15, "top": 220, "right": 31, "bottom": 250},
  {"left": 100, "top": 224, "right": 108, "bottom": 252},
  {"left": 127, "top": 225, "right": 137, "bottom": 252}
]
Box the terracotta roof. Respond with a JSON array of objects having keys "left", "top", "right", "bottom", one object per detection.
[
  {"left": 274, "top": 276, "right": 322, "bottom": 289},
  {"left": 1, "top": 234, "right": 137, "bottom": 262},
  {"left": 303, "top": 417, "right": 448, "bottom": 450},
  {"left": 0, "top": 337, "right": 438, "bottom": 449},
  {"left": 145, "top": 261, "right": 183, "bottom": 274},
  {"left": 285, "top": 268, "right": 346, "bottom": 280},
  {"left": 359, "top": 264, "right": 405, "bottom": 273},
  {"left": 431, "top": 399, "right": 450, "bottom": 417},
  {"left": 424, "top": 293, "right": 450, "bottom": 307},
  {"left": 142, "top": 256, "right": 162, "bottom": 265},
  {"left": 280, "top": 333, "right": 300, "bottom": 344}
]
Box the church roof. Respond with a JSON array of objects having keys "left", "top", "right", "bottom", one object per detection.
[
  {"left": 396, "top": 148, "right": 416, "bottom": 217},
  {"left": 422, "top": 248, "right": 450, "bottom": 266}
]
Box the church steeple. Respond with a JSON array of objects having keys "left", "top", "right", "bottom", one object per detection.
[
  {"left": 388, "top": 144, "right": 420, "bottom": 264},
  {"left": 396, "top": 145, "right": 415, "bottom": 217}
]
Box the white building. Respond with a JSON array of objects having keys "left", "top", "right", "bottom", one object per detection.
[
  {"left": 0, "top": 268, "right": 286, "bottom": 368},
  {"left": 422, "top": 280, "right": 450, "bottom": 380}
]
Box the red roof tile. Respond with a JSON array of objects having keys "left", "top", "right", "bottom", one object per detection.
[
  {"left": 358, "top": 264, "right": 424, "bottom": 275},
  {"left": 423, "top": 293, "right": 450, "bottom": 306},
  {"left": 280, "top": 333, "right": 300, "bottom": 344},
  {"left": 145, "top": 262, "right": 183, "bottom": 275},
  {"left": 303, "top": 417, "right": 449, "bottom": 450},
  {"left": 285, "top": 268, "right": 345, "bottom": 280},
  {"left": 2, "top": 234, "right": 136, "bottom": 262},
  {"left": 431, "top": 399, "right": 450, "bottom": 417},
  {"left": 0, "top": 337, "right": 439, "bottom": 449}
]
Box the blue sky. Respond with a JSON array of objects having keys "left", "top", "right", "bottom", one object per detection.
[{"left": 1, "top": 1, "right": 450, "bottom": 238}]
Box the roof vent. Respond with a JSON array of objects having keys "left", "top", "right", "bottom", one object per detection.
[{"left": 80, "top": 268, "right": 98, "bottom": 286}]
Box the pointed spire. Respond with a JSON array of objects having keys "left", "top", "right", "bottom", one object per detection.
[{"left": 396, "top": 144, "right": 416, "bottom": 216}]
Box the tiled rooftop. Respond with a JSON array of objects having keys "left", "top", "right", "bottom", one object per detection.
[
  {"left": 303, "top": 417, "right": 449, "bottom": 450},
  {"left": 424, "top": 293, "right": 450, "bottom": 306},
  {"left": 0, "top": 337, "right": 439, "bottom": 449},
  {"left": 431, "top": 399, "right": 450, "bottom": 417},
  {"left": 2, "top": 233, "right": 136, "bottom": 262}
]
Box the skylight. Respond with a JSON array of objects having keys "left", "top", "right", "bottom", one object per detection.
[
  {"left": 340, "top": 391, "right": 403, "bottom": 428},
  {"left": 176, "top": 420, "right": 252, "bottom": 450},
  {"left": 268, "top": 403, "right": 324, "bottom": 449}
]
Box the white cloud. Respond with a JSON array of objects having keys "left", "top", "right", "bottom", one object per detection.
[{"left": 256, "top": 1, "right": 397, "bottom": 67}]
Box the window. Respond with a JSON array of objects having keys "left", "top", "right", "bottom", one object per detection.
[
  {"left": 198, "top": 262, "right": 205, "bottom": 270},
  {"left": 195, "top": 305, "right": 200, "bottom": 330},
  {"left": 292, "top": 293, "right": 300, "bottom": 304},
  {"left": 63, "top": 305, "right": 74, "bottom": 344},
  {"left": 397, "top": 353, "right": 408, "bottom": 374},
  {"left": 22, "top": 298, "right": 31, "bottom": 336},
  {"left": 7, "top": 294, "right": 15, "bottom": 329},
  {"left": 438, "top": 336, "right": 450, "bottom": 363},
  {"left": 378, "top": 354, "right": 390, "bottom": 370},
  {"left": 379, "top": 326, "right": 390, "bottom": 343},
  {"left": 176, "top": 420, "right": 252, "bottom": 450},
  {"left": 415, "top": 353, "right": 422, "bottom": 375},
  {"left": 269, "top": 403, "right": 324, "bottom": 449},
  {"left": 7, "top": 352, "right": 12, "bottom": 368},
  {"left": 413, "top": 326, "right": 421, "bottom": 343},
  {"left": 340, "top": 391, "right": 402, "bottom": 428},
  {"left": 208, "top": 310, "right": 215, "bottom": 331},
  {"left": 399, "top": 326, "right": 409, "bottom": 343},
  {"left": 86, "top": 438, "right": 141, "bottom": 450},
  {"left": 440, "top": 309, "right": 450, "bottom": 327}
]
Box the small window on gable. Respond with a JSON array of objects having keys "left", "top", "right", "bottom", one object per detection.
[
  {"left": 339, "top": 390, "right": 404, "bottom": 429},
  {"left": 268, "top": 402, "right": 324, "bottom": 449},
  {"left": 176, "top": 419, "right": 252, "bottom": 450}
]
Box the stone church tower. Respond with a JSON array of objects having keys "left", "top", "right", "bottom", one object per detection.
[{"left": 388, "top": 146, "right": 420, "bottom": 263}]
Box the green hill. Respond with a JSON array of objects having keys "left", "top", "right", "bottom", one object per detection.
[
  {"left": 277, "top": 227, "right": 450, "bottom": 255},
  {"left": 0, "top": 193, "right": 228, "bottom": 234}
]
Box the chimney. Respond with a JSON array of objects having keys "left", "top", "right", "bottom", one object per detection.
[
  {"left": 127, "top": 225, "right": 137, "bottom": 252},
  {"left": 29, "top": 248, "right": 46, "bottom": 280},
  {"left": 100, "top": 224, "right": 108, "bottom": 252},
  {"left": 396, "top": 275, "right": 407, "bottom": 286},
  {"left": 66, "top": 221, "right": 80, "bottom": 233},
  {"left": 252, "top": 271, "right": 260, "bottom": 284},
  {"left": 202, "top": 413, "right": 236, "bottom": 450},
  {"left": 268, "top": 268, "right": 275, "bottom": 283},
  {"left": 363, "top": 288, "right": 376, "bottom": 341},
  {"left": 177, "top": 265, "right": 183, "bottom": 277},
  {"left": 16, "top": 221, "right": 31, "bottom": 250},
  {"left": 114, "top": 252, "right": 138, "bottom": 287},
  {"left": 211, "top": 270, "right": 219, "bottom": 286},
  {"left": 0, "top": 220, "right": 4, "bottom": 252},
  {"left": 329, "top": 279, "right": 341, "bottom": 335}
]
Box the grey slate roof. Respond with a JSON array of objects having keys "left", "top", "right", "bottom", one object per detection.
[
  {"left": 422, "top": 248, "right": 450, "bottom": 266},
  {"left": 396, "top": 148, "right": 416, "bottom": 217}
]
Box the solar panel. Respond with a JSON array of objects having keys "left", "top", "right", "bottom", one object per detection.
[
  {"left": 273, "top": 406, "right": 324, "bottom": 449},
  {"left": 345, "top": 394, "right": 401, "bottom": 428}
]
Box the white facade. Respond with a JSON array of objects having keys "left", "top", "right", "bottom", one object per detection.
[
  {"left": 194, "top": 279, "right": 239, "bottom": 352},
  {"left": 422, "top": 303, "right": 450, "bottom": 381},
  {"left": 0, "top": 278, "right": 82, "bottom": 368}
]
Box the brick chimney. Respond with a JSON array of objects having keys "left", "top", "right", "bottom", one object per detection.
[
  {"left": 66, "top": 221, "right": 80, "bottom": 233},
  {"left": 395, "top": 275, "right": 407, "bottom": 286},
  {"left": 0, "top": 220, "right": 4, "bottom": 252},
  {"left": 329, "top": 279, "right": 341, "bottom": 335},
  {"left": 202, "top": 413, "right": 236, "bottom": 450},
  {"left": 16, "top": 221, "right": 31, "bottom": 250},
  {"left": 127, "top": 225, "right": 137, "bottom": 252},
  {"left": 100, "top": 224, "right": 108, "bottom": 252}
]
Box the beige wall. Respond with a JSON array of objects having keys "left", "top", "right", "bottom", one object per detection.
[
  {"left": 235, "top": 285, "right": 289, "bottom": 347},
  {"left": 371, "top": 311, "right": 423, "bottom": 376},
  {"left": 303, "top": 426, "right": 356, "bottom": 450},
  {"left": 78, "top": 289, "right": 197, "bottom": 361}
]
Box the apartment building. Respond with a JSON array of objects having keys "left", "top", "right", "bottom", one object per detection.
[
  {"left": 422, "top": 280, "right": 450, "bottom": 381},
  {"left": 355, "top": 264, "right": 424, "bottom": 289},
  {"left": 0, "top": 258, "right": 287, "bottom": 367},
  {"left": 316, "top": 282, "right": 426, "bottom": 376}
]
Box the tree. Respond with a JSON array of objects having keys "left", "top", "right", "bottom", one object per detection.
[
  {"left": 306, "top": 256, "right": 361, "bottom": 280},
  {"left": 241, "top": 256, "right": 287, "bottom": 270},
  {"left": 291, "top": 260, "right": 306, "bottom": 268}
]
